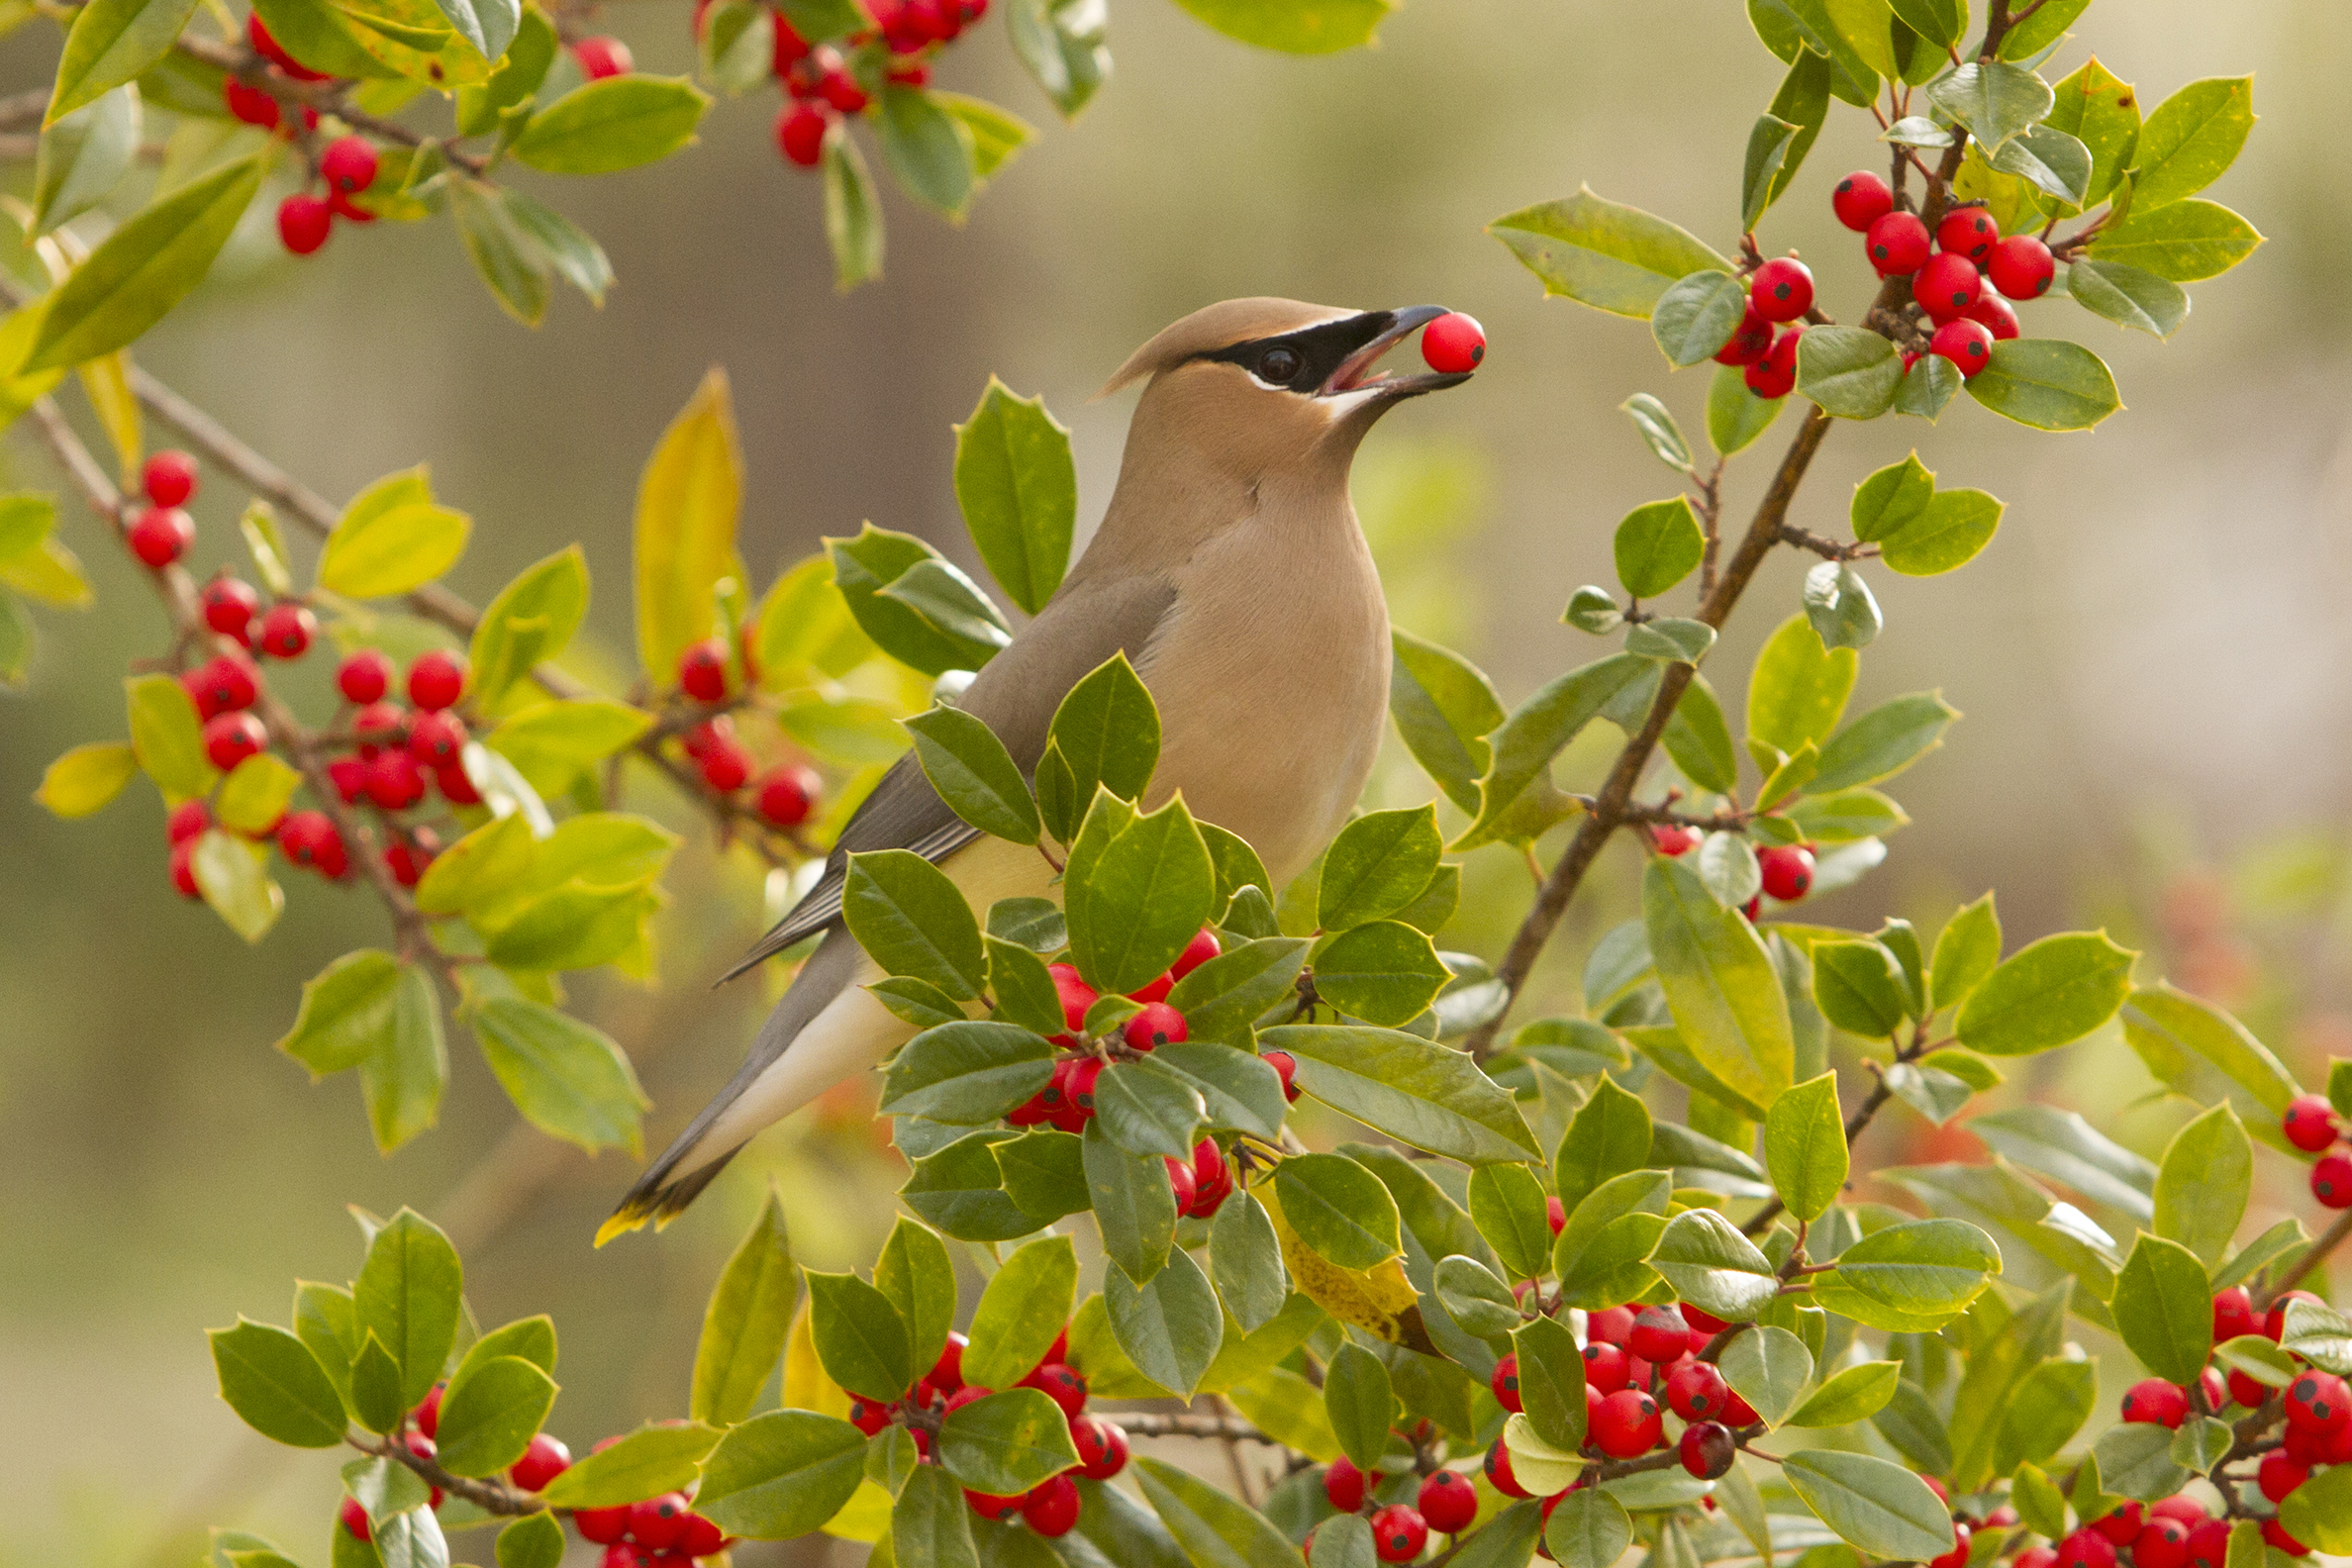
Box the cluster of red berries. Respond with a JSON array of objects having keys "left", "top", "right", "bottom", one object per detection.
[
  {"left": 1314, "top": 1455, "right": 1478, "bottom": 1563},
  {"left": 746, "top": 0, "right": 987, "bottom": 167},
  {"left": 309, "top": 645, "right": 477, "bottom": 884},
  {"left": 220, "top": 18, "right": 386, "bottom": 256},
  {"left": 1836, "top": 170, "right": 2054, "bottom": 377},
  {"left": 1709, "top": 254, "right": 1816, "bottom": 401},
  {"left": 843, "top": 1323, "right": 1127, "bottom": 1538},
  {"left": 1651, "top": 830, "right": 1814, "bottom": 918},
  {"left": 2026, "top": 1493, "right": 2274, "bottom": 1568},
  {"left": 669, "top": 637, "right": 825, "bottom": 829},
  {"left": 2283, "top": 1094, "right": 2352, "bottom": 1209}
]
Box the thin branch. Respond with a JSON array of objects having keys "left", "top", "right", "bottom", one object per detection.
[
  {"left": 354, "top": 1432, "right": 542, "bottom": 1518},
  {"left": 2257, "top": 1208, "right": 2352, "bottom": 1310},
  {"left": 1112, "top": 1412, "right": 1273, "bottom": 1443}
]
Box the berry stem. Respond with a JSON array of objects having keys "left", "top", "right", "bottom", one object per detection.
[{"left": 352, "top": 1430, "right": 541, "bottom": 1517}]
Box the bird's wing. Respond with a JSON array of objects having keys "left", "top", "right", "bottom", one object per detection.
[{"left": 718, "top": 568, "right": 1179, "bottom": 982}]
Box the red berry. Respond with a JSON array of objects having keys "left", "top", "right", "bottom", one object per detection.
[
  {"left": 128, "top": 505, "right": 195, "bottom": 566},
  {"left": 406, "top": 709, "right": 467, "bottom": 768},
  {"left": 1965, "top": 290, "right": 2020, "bottom": 341},
  {"left": 407, "top": 649, "right": 466, "bottom": 712},
  {"left": 2183, "top": 1521, "right": 2230, "bottom": 1568},
  {"left": 1665, "top": 1358, "right": 1729, "bottom": 1421},
  {"left": 1482, "top": 1435, "right": 1528, "bottom": 1499},
  {"left": 1713, "top": 300, "right": 1774, "bottom": 367},
  {"left": 2286, "top": 1369, "right": 2350, "bottom": 1434},
  {"left": 1417, "top": 1471, "right": 1476, "bottom": 1534},
  {"left": 2057, "top": 1527, "right": 2118, "bottom": 1568},
  {"left": 277, "top": 194, "right": 332, "bottom": 255},
  {"left": 847, "top": 1395, "right": 893, "bottom": 1434},
  {"left": 413, "top": 1385, "right": 444, "bottom": 1443},
  {"left": 1370, "top": 1505, "right": 1427, "bottom": 1564},
  {"left": 1757, "top": 843, "right": 1814, "bottom": 902},
  {"left": 1545, "top": 1194, "right": 1567, "bottom": 1235},
  {"left": 1164, "top": 1153, "right": 1197, "bottom": 1212},
  {"left": 627, "top": 1492, "right": 690, "bottom": 1548},
  {"left": 2120, "top": 1376, "right": 2189, "bottom": 1427},
  {"left": 1679, "top": 1420, "right": 1735, "bottom": 1480},
  {"left": 700, "top": 735, "right": 751, "bottom": 793},
  {"left": 772, "top": 11, "right": 811, "bottom": 67},
  {"left": 1831, "top": 170, "right": 1894, "bottom": 232},
  {"left": 575, "top": 1496, "right": 631, "bottom": 1545},
  {"left": 321, "top": 136, "right": 379, "bottom": 196},
  {"left": 1745, "top": 326, "right": 1802, "bottom": 400},
  {"left": 928, "top": 1331, "right": 966, "bottom": 1393},
  {"left": 1060, "top": 1059, "right": 1102, "bottom": 1125},
  {"left": 201, "top": 577, "right": 258, "bottom": 637},
  {"left": 1490, "top": 1351, "right": 1522, "bottom": 1413},
  {"left": 1928, "top": 1523, "right": 1973, "bottom": 1568},
  {"left": 1024, "top": 1474, "right": 1081, "bottom": 1537},
  {"left": 820, "top": 66, "right": 867, "bottom": 113},
  {"left": 1628, "top": 1304, "right": 1689, "bottom": 1364},
  {"left": 1987, "top": 235, "right": 2056, "bottom": 300},
  {"left": 167, "top": 798, "right": 211, "bottom": 844},
  {"left": 1126, "top": 1002, "right": 1186, "bottom": 1051},
  {"left": 2151, "top": 1498, "right": 2208, "bottom": 1526},
  {"left": 1586, "top": 1306, "right": 1635, "bottom": 1346},
  {"left": 145, "top": 449, "right": 199, "bottom": 508},
  {"left": 675, "top": 1514, "right": 726, "bottom": 1556},
  {"left": 339, "top": 1495, "right": 371, "bottom": 1540},
  {"left": 678, "top": 637, "right": 730, "bottom": 701},
  {"left": 1421, "top": 312, "right": 1486, "bottom": 374},
  {"left": 1263, "top": 1048, "right": 1300, "bottom": 1102},
  {"left": 433, "top": 759, "right": 479, "bottom": 806},
  {"left": 1866, "top": 211, "right": 1932, "bottom": 276},
  {"left": 334, "top": 649, "right": 391, "bottom": 705},
  {"left": 1072, "top": 1415, "right": 1127, "bottom": 1479},
  {"left": 1026, "top": 1361, "right": 1088, "bottom": 1420},
  {"left": 1913, "top": 252, "right": 1983, "bottom": 322},
  {"left": 508, "top": 1432, "right": 569, "bottom": 1491},
  {"left": 203, "top": 712, "right": 267, "bottom": 772},
  {"left": 1582, "top": 1340, "right": 1629, "bottom": 1393},
  {"left": 1171, "top": 927, "right": 1222, "bottom": 982},
  {"left": 2224, "top": 1368, "right": 2270, "bottom": 1409},
  {"left": 170, "top": 836, "right": 202, "bottom": 898},
  {"left": 225, "top": 79, "right": 281, "bottom": 129},
  {"left": 257, "top": 602, "right": 316, "bottom": 658},
  {"left": 248, "top": 13, "right": 327, "bottom": 78},
  {"left": 2267, "top": 1289, "right": 2323, "bottom": 1340},
  {"left": 2264, "top": 1520, "right": 2310, "bottom": 1558},
  {"left": 369, "top": 750, "right": 427, "bottom": 811},
  {"left": 2259, "top": 1451, "right": 2309, "bottom": 1502},
  {"left": 2198, "top": 1364, "right": 2226, "bottom": 1413},
  {"left": 2094, "top": 1503, "right": 2144, "bottom": 1547},
  {"left": 572, "top": 36, "right": 633, "bottom": 76},
  {"left": 1750, "top": 258, "right": 1813, "bottom": 324},
  {"left": 777, "top": 102, "right": 830, "bottom": 166},
  {"left": 384, "top": 830, "right": 439, "bottom": 888},
  {"left": 1929, "top": 318, "right": 1996, "bottom": 379},
  {"left": 1323, "top": 1455, "right": 1366, "bottom": 1512},
  {"left": 1592, "top": 1388, "right": 1663, "bottom": 1457},
  {"left": 1935, "top": 206, "right": 2000, "bottom": 262},
  {"left": 352, "top": 701, "right": 408, "bottom": 757},
  {"left": 1651, "top": 824, "right": 1703, "bottom": 854},
  {"left": 755, "top": 765, "right": 822, "bottom": 828},
  {"left": 2311, "top": 1152, "right": 2352, "bottom": 1208},
  {"left": 2283, "top": 1094, "right": 2340, "bottom": 1151}
]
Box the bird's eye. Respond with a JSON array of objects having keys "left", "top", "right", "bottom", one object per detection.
[{"left": 1258, "top": 346, "right": 1303, "bottom": 385}]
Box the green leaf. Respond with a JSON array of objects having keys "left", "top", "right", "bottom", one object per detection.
[
  {"left": 1545, "top": 1491, "right": 1632, "bottom": 1568},
  {"left": 494, "top": 1513, "right": 564, "bottom": 1568},
  {"left": 2093, "top": 1420, "right": 2190, "bottom": 1503},
  {"left": 1811, "top": 692, "right": 1959, "bottom": 792},
  {"left": 2132, "top": 77, "right": 2254, "bottom": 212},
  {"left": 937, "top": 1387, "right": 1084, "bottom": 1494},
  {"left": 904, "top": 705, "right": 1040, "bottom": 846},
  {"left": 1850, "top": 453, "right": 1934, "bottom": 542},
  {"left": 630, "top": 367, "right": 742, "bottom": 686},
  {"left": 1797, "top": 326, "right": 1903, "bottom": 420},
  {"left": 2122, "top": 985, "right": 2303, "bottom": 1143},
  {"left": 1719, "top": 1323, "right": 1814, "bottom": 1425},
  {"left": 33, "top": 84, "right": 140, "bottom": 236},
  {"left": 2090, "top": 197, "right": 2263, "bottom": 282},
  {"left": 1661, "top": 673, "right": 1739, "bottom": 796},
  {"left": 320, "top": 474, "right": 471, "bottom": 598},
  {"left": 2112, "top": 1232, "right": 2212, "bottom": 1386},
  {"left": 539, "top": 1421, "right": 721, "bottom": 1509},
  {"left": 347, "top": 1334, "right": 408, "bottom": 1436},
  {"left": 1319, "top": 806, "right": 1443, "bottom": 931},
  {"left": 1820, "top": 1218, "right": 2001, "bottom": 1327},
  {"left": 185, "top": 828, "right": 280, "bottom": 944},
  {"left": 1513, "top": 1315, "right": 1587, "bottom": 1452},
  {"left": 951, "top": 377, "right": 1074, "bottom": 617},
  {"left": 467, "top": 996, "right": 646, "bottom": 1155},
  {"left": 806, "top": 1271, "right": 913, "bottom": 1402},
  {"left": 1168, "top": 0, "right": 1393, "bottom": 52},
  {"left": 1880, "top": 487, "right": 2004, "bottom": 576},
  {"left": 435, "top": 1354, "right": 557, "bottom": 1477},
  {"left": 512, "top": 75, "right": 710, "bottom": 173},
  {"left": 1740, "top": 113, "right": 1800, "bottom": 231},
  {"left": 27, "top": 155, "right": 258, "bottom": 371},
  {"left": 1651, "top": 271, "right": 1748, "bottom": 368},
  {"left": 1619, "top": 393, "right": 1693, "bottom": 472},
  {"left": 678, "top": 1410, "right": 864, "bottom": 1538},
  {"left": 1005, "top": 0, "right": 1108, "bottom": 118},
  {"left": 48, "top": 0, "right": 198, "bottom": 123},
  {"left": 1765, "top": 1071, "right": 1849, "bottom": 1222},
  {"left": 214, "top": 753, "right": 302, "bottom": 839},
  {"left": 1489, "top": 186, "right": 1732, "bottom": 319},
  {"left": 1431, "top": 1253, "right": 1518, "bottom": 1339},
  {"left": 1643, "top": 857, "right": 1796, "bottom": 1110},
  {"left": 1746, "top": 614, "right": 1856, "bottom": 760},
  {"left": 844, "top": 849, "right": 988, "bottom": 1001},
  {"left": 1614, "top": 497, "right": 1707, "bottom": 598},
  {"left": 1650, "top": 1208, "right": 1779, "bottom": 1319},
  {"left": 1994, "top": 1357, "right": 2099, "bottom": 1474},
  {"left": 1707, "top": 362, "right": 1787, "bottom": 456},
  {"left": 1167, "top": 937, "right": 1308, "bottom": 1046},
  {"left": 1924, "top": 59, "right": 2054, "bottom": 151},
  {"left": 1210, "top": 1193, "right": 1290, "bottom": 1334},
  {"left": 875, "top": 1219, "right": 957, "bottom": 1385},
  {"left": 1107, "top": 1249, "right": 1224, "bottom": 1400},
  {"left": 1802, "top": 561, "right": 1880, "bottom": 652},
  {"left": 485, "top": 701, "right": 652, "bottom": 797},
  {"left": 892, "top": 1461, "right": 981, "bottom": 1568},
  {"left": 961, "top": 1233, "right": 1077, "bottom": 1391},
  {"left": 875, "top": 83, "right": 975, "bottom": 217},
  {"left": 1925, "top": 897, "right": 2003, "bottom": 1017},
  {"left": 2278, "top": 1463, "right": 2352, "bottom": 1552},
  {"left": 1468, "top": 1162, "right": 1554, "bottom": 1281},
  {"left": 208, "top": 1319, "right": 347, "bottom": 1446},
  {"left": 2044, "top": 57, "right": 2139, "bottom": 211},
  {"left": 1261, "top": 1023, "right": 1540, "bottom": 1163},
  {"left": 1460, "top": 653, "right": 1656, "bottom": 849},
  {"left": 879, "top": 1022, "right": 1051, "bottom": 1127},
  {"left": 1783, "top": 1450, "right": 1954, "bottom": 1559},
  {"left": 1553, "top": 1074, "right": 1652, "bottom": 1217},
  {"left": 821, "top": 129, "right": 884, "bottom": 288},
  {"left": 1955, "top": 931, "right": 2134, "bottom": 1055},
  {"left": 355, "top": 1209, "right": 463, "bottom": 1410},
  {"left": 1046, "top": 652, "right": 1160, "bottom": 822},
  {"left": 1084, "top": 1120, "right": 1178, "bottom": 1283},
  {"left": 1311, "top": 921, "right": 1450, "bottom": 1028},
  {"left": 691, "top": 1190, "right": 799, "bottom": 1427},
  {"left": 2066, "top": 258, "right": 2191, "bottom": 340},
  {"left": 1965, "top": 339, "right": 2122, "bottom": 432},
  {"left": 1991, "top": 124, "right": 2092, "bottom": 206},
  {"left": 2151, "top": 1103, "right": 2250, "bottom": 1268},
  {"left": 1067, "top": 798, "right": 1216, "bottom": 996},
  {"left": 1275, "top": 1152, "right": 1402, "bottom": 1271},
  {"left": 1812, "top": 940, "right": 1910, "bottom": 1039},
  {"left": 934, "top": 92, "right": 1033, "bottom": 181},
  {"left": 125, "top": 671, "right": 215, "bottom": 799},
  {"left": 1787, "top": 1359, "right": 1900, "bottom": 1428},
  {"left": 1134, "top": 1457, "right": 1302, "bottom": 1568},
  {"left": 468, "top": 546, "right": 589, "bottom": 708}
]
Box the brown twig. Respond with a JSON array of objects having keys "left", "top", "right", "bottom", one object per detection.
[
  {"left": 2257, "top": 1208, "right": 2352, "bottom": 1310},
  {"left": 354, "top": 1431, "right": 541, "bottom": 1518}
]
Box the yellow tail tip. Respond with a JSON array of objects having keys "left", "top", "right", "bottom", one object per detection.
[{"left": 594, "top": 1210, "right": 648, "bottom": 1247}]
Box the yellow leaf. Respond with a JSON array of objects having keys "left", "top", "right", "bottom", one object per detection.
[
  {"left": 1255, "top": 1174, "right": 1435, "bottom": 1353},
  {"left": 75, "top": 349, "right": 140, "bottom": 481},
  {"left": 780, "top": 1299, "right": 849, "bottom": 1420},
  {"left": 634, "top": 367, "right": 742, "bottom": 686},
  {"left": 820, "top": 1479, "right": 893, "bottom": 1543},
  {"left": 36, "top": 738, "right": 135, "bottom": 816}
]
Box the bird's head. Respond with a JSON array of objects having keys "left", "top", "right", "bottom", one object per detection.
[{"left": 1103, "top": 298, "right": 1475, "bottom": 480}]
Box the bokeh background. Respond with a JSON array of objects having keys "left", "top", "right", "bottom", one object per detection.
[{"left": 5, "top": 0, "right": 2350, "bottom": 1562}]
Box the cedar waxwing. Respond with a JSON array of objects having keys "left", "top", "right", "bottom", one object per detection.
[{"left": 602, "top": 298, "right": 1475, "bottom": 1238}]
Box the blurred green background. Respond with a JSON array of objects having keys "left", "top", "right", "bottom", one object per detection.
[{"left": 4, "top": 0, "right": 2350, "bottom": 1562}]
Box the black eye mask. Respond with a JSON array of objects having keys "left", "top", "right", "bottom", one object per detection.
[{"left": 1191, "top": 312, "right": 1396, "bottom": 394}]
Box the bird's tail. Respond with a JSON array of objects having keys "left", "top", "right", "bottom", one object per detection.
[{"left": 599, "top": 927, "right": 871, "bottom": 1244}]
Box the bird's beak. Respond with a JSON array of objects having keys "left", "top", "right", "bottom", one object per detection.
[{"left": 1318, "top": 305, "right": 1474, "bottom": 404}]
